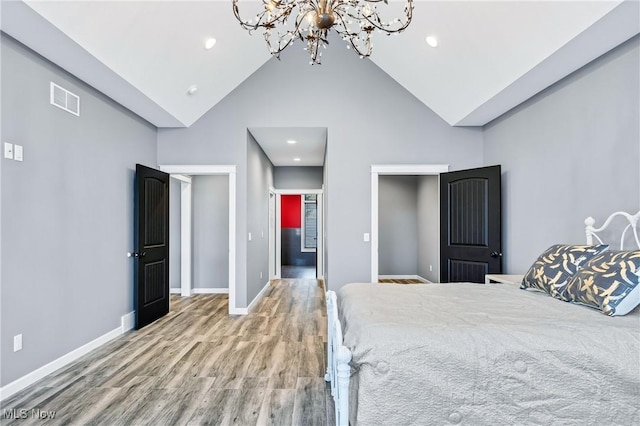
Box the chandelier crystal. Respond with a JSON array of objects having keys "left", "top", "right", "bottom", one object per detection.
[{"left": 232, "top": 0, "right": 414, "bottom": 65}]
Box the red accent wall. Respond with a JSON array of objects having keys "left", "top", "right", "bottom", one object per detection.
[{"left": 281, "top": 195, "right": 301, "bottom": 228}]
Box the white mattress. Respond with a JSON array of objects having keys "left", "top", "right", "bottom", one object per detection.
[{"left": 338, "top": 282, "right": 640, "bottom": 426}]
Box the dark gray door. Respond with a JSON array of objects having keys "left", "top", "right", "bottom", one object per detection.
[
  {"left": 135, "top": 164, "right": 170, "bottom": 329},
  {"left": 440, "top": 165, "right": 502, "bottom": 283}
]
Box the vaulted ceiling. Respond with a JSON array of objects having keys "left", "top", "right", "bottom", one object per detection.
[{"left": 2, "top": 0, "right": 639, "bottom": 132}]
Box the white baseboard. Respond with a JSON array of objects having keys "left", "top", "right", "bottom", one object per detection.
[
  {"left": 232, "top": 281, "right": 271, "bottom": 315},
  {"left": 379, "top": 274, "right": 431, "bottom": 283},
  {"left": 120, "top": 311, "right": 135, "bottom": 333},
  {"left": 171, "top": 288, "right": 229, "bottom": 295},
  {"left": 0, "top": 311, "right": 132, "bottom": 401},
  {"left": 193, "top": 288, "right": 229, "bottom": 294}
]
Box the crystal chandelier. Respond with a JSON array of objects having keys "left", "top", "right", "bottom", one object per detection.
[{"left": 232, "top": 0, "right": 414, "bottom": 65}]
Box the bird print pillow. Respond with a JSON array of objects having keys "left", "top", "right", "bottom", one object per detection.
[
  {"left": 520, "top": 244, "right": 609, "bottom": 295},
  {"left": 555, "top": 250, "right": 640, "bottom": 316}
]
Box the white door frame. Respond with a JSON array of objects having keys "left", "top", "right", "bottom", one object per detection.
[
  {"left": 160, "top": 165, "right": 238, "bottom": 315},
  {"left": 273, "top": 188, "right": 324, "bottom": 279},
  {"left": 370, "top": 164, "right": 449, "bottom": 283},
  {"left": 268, "top": 188, "right": 277, "bottom": 280},
  {"left": 170, "top": 174, "right": 193, "bottom": 297}
]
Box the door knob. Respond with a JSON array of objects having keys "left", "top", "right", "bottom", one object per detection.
[
  {"left": 490, "top": 251, "right": 502, "bottom": 258},
  {"left": 127, "top": 252, "right": 146, "bottom": 258}
]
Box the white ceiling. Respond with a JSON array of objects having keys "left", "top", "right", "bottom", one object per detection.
[
  {"left": 249, "top": 127, "right": 327, "bottom": 167},
  {"left": 1, "top": 1, "right": 639, "bottom": 151}
]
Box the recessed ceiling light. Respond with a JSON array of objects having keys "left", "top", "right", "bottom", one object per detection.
[
  {"left": 205, "top": 38, "right": 217, "bottom": 50},
  {"left": 426, "top": 36, "right": 438, "bottom": 48},
  {"left": 187, "top": 85, "right": 198, "bottom": 95},
  {"left": 293, "top": 158, "right": 301, "bottom": 162},
  {"left": 287, "top": 140, "right": 297, "bottom": 144}
]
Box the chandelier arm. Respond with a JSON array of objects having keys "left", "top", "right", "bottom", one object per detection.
[
  {"left": 332, "top": 13, "right": 372, "bottom": 58},
  {"left": 262, "top": 11, "right": 311, "bottom": 57},
  {"left": 339, "top": 1, "right": 413, "bottom": 33},
  {"left": 233, "top": 0, "right": 299, "bottom": 31}
]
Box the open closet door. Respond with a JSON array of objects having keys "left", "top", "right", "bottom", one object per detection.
[
  {"left": 134, "top": 164, "right": 170, "bottom": 329},
  {"left": 440, "top": 165, "right": 502, "bottom": 283}
]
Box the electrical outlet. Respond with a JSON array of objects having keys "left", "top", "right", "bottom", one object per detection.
[
  {"left": 14, "top": 334, "right": 22, "bottom": 352},
  {"left": 363, "top": 233, "right": 370, "bottom": 242},
  {"left": 429, "top": 265, "right": 433, "bottom": 272},
  {"left": 260, "top": 271, "right": 263, "bottom": 279},
  {"left": 4, "top": 142, "right": 13, "bottom": 160},
  {"left": 248, "top": 232, "right": 252, "bottom": 241}
]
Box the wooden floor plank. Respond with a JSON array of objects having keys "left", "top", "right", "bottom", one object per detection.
[{"left": 1, "top": 279, "right": 330, "bottom": 425}]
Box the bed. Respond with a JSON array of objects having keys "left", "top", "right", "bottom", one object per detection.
[{"left": 325, "top": 211, "right": 640, "bottom": 425}]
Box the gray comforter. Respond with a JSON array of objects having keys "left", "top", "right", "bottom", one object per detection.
[{"left": 338, "top": 283, "right": 640, "bottom": 426}]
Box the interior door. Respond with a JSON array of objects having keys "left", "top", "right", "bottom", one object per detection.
[
  {"left": 135, "top": 164, "right": 170, "bottom": 329},
  {"left": 440, "top": 165, "right": 502, "bottom": 283}
]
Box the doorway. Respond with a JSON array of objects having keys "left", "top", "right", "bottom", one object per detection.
[
  {"left": 272, "top": 189, "right": 324, "bottom": 280},
  {"left": 371, "top": 164, "right": 449, "bottom": 283},
  {"left": 160, "top": 165, "right": 239, "bottom": 314}
]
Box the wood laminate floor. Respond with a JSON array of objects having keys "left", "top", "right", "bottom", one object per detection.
[
  {"left": 1, "top": 279, "right": 332, "bottom": 426},
  {"left": 378, "top": 278, "right": 426, "bottom": 284},
  {"left": 281, "top": 266, "right": 316, "bottom": 279}
]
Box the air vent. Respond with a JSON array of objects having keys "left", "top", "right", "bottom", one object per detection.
[{"left": 50, "top": 82, "right": 80, "bottom": 116}]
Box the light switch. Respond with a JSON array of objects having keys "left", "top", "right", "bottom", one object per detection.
[
  {"left": 14, "top": 144, "right": 23, "bottom": 161},
  {"left": 248, "top": 232, "right": 252, "bottom": 241},
  {"left": 363, "top": 233, "right": 370, "bottom": 242},
  {"left": 14, "top": 334, "right": 22, "bottom": 352},
  {"left": 4, "top": 142, "right": 13, "bottom": 160}
]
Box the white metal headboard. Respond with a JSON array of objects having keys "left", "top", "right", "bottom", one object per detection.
[{"left": 585, "top": 210, "right": 640, "bottom": 250}]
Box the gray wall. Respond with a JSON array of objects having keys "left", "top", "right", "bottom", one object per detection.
[
  {"left": 193, "top": 175, "right": 229, "bottom": 289},
  {"left": 483, "top": 35, "right": 640, "bottom": 274},
  {"left": 169, "top": 178, "right": 181, "bottom": 289},
  {"left": 274, "top": 166, "right": 324, "bottom": 189},
  {"left": 417, "top": 175, "right": 440, "bottom": 282},
  {"left": 157, "top": 33, "right": 484, "bottom": 293},
  {"left": 378, "top": 176, "right": 418, "bottom": 276},
  {"left": 1, "top": 36, "right": 157, "bottom": 386},
  {"left": 246, "top": 133, "right": 274, "bottom": 302}
]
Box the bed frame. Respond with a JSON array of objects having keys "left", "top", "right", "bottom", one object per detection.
[
  {"left": 326, "top": 209, "right": 640, "bottom": 426},
  {"left": 585, "top": 210, "right": 640, "bottom": 249}
]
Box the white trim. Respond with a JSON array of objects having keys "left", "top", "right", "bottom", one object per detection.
[
  {"left": 275, "top": 188, "right": 323, "bottom": 195},
  {"left": 371, "top": 164, "right": 449, "bottom": 175},
  {"left": 317, "top": 193, "right": 324, "bottom": 278},
  {"left": 170, "top": 174, "right": 192, "bottom": 184},
  {"left": 301, "top": 195, "right": 317, "bottom": 253},
  {"left": 180, "top": 180, "right": 192, "bottom": 297},
  {"left": 120, "top": 311, "right": 135, "bottom": 333},
  {"left": 371, "top": 171, "right": 379, "bottom": 283},
  {"left": 160, "top": 165, "right": 236, "bottom": 175},
  {"left": 170, "top": 288, "right": 181, "bottom": 294},
  {"left": 228, "top": 171, "right": 237, "bottom": 314},
  {"left": 0, "top": 323, "right": 124, "bottom": 401},
  {"left": 275, "top": 194, "right": 282, "bottom": 279},
  {"left": 233, "top": 281, "right": 271, "bottom": 315},
  {"left": 269, "top": 190, "right": 277, "bottom": 279},
  {"left": 159, "top": 165, "right": 237, "bottom": 315},
  {"left": 378, "top": 275, "right": 431, "bottom": 283},
  {"left": 274, "top": 189, "right": 324, "bottom": 280},
  {"left": 192, "top": 288, "right": 229, "bottom": 294},
  {"left": 371, "top": 164, "right": 449, "bottom": 283}
]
